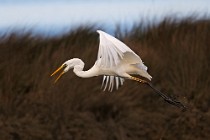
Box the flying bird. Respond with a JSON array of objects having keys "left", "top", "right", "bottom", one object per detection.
[{"left": 51, "top": 30, "right": 186, "bottom": 110}]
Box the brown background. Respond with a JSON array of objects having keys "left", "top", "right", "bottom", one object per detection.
[{"left": 0, "top": 17, "right": 209, "bottom": 140}]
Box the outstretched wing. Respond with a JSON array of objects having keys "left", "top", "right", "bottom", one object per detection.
[
  {"left": 96, "top": 30, "right": 147, "bottom": 92},
  {"left": 97, "top": 30, "right": 142, "bottom": 68}
]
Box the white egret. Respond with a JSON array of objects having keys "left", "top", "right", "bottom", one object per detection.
[{"left": 51, "top": 30, "right": 186, "bottom": 109}]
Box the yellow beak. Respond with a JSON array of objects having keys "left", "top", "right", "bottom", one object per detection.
[{"left": 51, "top": 65, "right": 65, "bottom": 83}]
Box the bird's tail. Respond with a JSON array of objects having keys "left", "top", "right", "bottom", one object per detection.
[
  {"left": 138, "top": 70, "right": 152, "bottom": 81},
  {"left": 132, "top": 63, "right": 152, "bottom": 80}
]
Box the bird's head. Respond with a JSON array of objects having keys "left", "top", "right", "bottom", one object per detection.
[{"left": 50, "top": 59, "right": 75, "bottom": 83}]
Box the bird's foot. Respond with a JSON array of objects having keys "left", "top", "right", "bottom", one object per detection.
[
  {"left": 163, "top": 96, "right": 187, "bottom": 111},
  {"left": 130, "top": 76, "right": 187, "bottom": 110}
]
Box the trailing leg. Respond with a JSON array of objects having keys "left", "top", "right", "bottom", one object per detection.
[{"left": 130, "top": 76, "right": 186, "bottom": 110}]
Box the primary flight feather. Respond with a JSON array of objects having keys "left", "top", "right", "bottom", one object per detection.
[
  {"left": 96, "top": 30, "right": 152, "bottom": 91},
  {"left": 51, "top": 30, "right": 186, "bottom": 110}
]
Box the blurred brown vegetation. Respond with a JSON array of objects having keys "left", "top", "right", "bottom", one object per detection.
[{"left": 0, "top": 17, "right": 210, "bottom": 140}]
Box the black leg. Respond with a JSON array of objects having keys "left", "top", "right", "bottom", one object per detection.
[
  {"left": 146, "top": 82, "right": 187, "bottom": 110},
  {"left": 130, "top": 77, "right": 187, "bottom": 110}
]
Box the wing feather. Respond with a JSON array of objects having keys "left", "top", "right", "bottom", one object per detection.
[
  {"left": 103, "top": 76, "right": 109, "bottom": 91},
  {"left": 96, "top": 30, "right": 145, "bottom": 91},
  {"left": 101, "top": 76, "right": 106, "bottom": 89},
  {"left": 102, "top": 75, "right": 124, "bottom": 92},
  {"left": 115, "top": 77, "right": 119, "bottom": 90},
  {"left": 109, "top": 76, "right": 114, "bottom": 91},
  {"left": 120, "top": 78, "right": 124, "bottom": 85},
  {"left": 97, "top": 30, "right": 141, "bottom": 68}
]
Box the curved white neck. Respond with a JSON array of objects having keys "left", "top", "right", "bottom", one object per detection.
[{"left": 73, "top": 60, "right": 98, "bottom": 78}]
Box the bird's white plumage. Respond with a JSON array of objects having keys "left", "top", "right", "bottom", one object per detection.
[
  {"left": 51, "top": 30, "right": 186, "bottom": 110},
  {"left": 97, "top": 30, "right": 142, "bottom": 68},
  {"left": 101, "top": 75, "right": 125, "bottom": 91},
  {"left": 96, "top": 30, "right": 149, "bottom": 91},
  {"left": 51, "top": 30, "right": 151, "bottom": 92}
]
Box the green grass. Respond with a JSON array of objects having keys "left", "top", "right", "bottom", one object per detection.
[{"left": 0, "top": 17, "right": 210, "bottom": 140}]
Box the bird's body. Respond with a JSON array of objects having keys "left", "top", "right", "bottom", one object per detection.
[
  {"left": 51, "top": 30, "right": 186, "bottom": 109},
  {"left": 67, "top": 56, "right": 151, "bottom": 79},
  {"left": 53, "top": 30, "right": 151, "bottom": 91}
]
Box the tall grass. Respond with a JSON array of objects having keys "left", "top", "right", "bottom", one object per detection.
[{"left": 0, "top": 17, "right": 210, "bottom": 140}]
